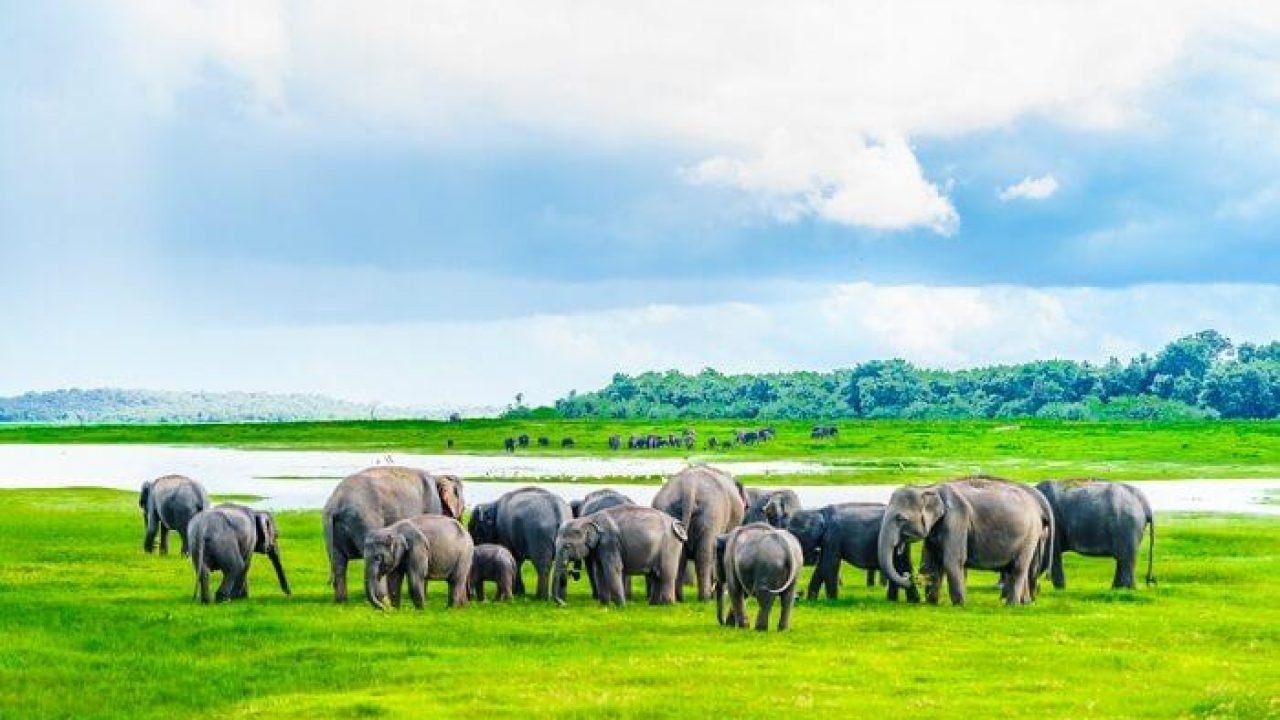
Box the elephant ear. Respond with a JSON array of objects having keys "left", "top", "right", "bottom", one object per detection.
[
  {"left": 733, "top": 480, "right": 749, "bottom": 513},
  {"left": 921, "top": 489, "right": 946, "bottom": 531},
  {"left": 399, "top": 524, "right": 431, "bottom": 576},
  {"left": 253, "top": 512, "right": 275, "bottom": 553},
  {"left": 670, "top": 520, "right": 689, "bottom": 543},
  {"left": 583, "top": 520, "right": 603, "bottom": 549},
  {"left": 435, "top": 475, "right": 465, "bottom": 518}
]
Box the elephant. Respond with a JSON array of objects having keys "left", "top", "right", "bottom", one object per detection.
[
  {"left": 715, "top": 523, "right": 803, "bottom": 631},
  {"left": 188, "top": 503, "right": 291, "bottom": 604},
  {"left": 468, "top": 486, "right": 572, "bottom": 600},
  {"left": 786, "top": 503, "right": 918, "bottom": 602},
  {"left": 878, "top": 476, "right": 1053, "bottom": 606},
  {"left": 570, "top": 488, "right": 634, "bottom": 518},
  {"left": 1035, "top": 479, "right": 1156, "bottom": 589},
  {"left": 743, "top": 487, "right": 802, "bottom": 528},
  {"left": 363, "top": 514, "right": 474, "bottom": 609},
  {"left": 468, "top": 543, "right": 517, "bottom": 602},
  {"left": 551, "top": 505, "right": 688, "bottom": 606},
  {"left": 139, "top": 475, "right": 210, "bottom": 556},
  {"left": 322, "top": 466, "right": 465, "bottom": 603},
  {"left": 651, "top": 465, "right": 748, "bottom": 601}
]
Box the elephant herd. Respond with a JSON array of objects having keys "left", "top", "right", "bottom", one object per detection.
[{"left": 137, "top": 465, "right": 1156, "bottom": 631}]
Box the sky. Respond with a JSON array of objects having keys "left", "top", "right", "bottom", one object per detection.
[{"left": 2, "top": 1, "right": 1280, "bottom": 407}]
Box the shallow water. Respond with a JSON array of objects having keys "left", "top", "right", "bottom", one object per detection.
[{"left": 0, "top": 444, "right": 1276, "bottom": 515}]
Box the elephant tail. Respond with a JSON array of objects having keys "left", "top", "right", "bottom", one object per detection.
[
  {"left": 1145, "top": 508, "right": 1157, "bottom": 587},
  {"left": 759, "top": 535, "right": 800, "bottom": 595},
  {"left": 190, "top": 530, "right": 207, "bottom": 602}
]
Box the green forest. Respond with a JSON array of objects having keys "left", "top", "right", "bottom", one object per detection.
[{"left": 553, "top": 330, "right": 1280, "bottom": 420}]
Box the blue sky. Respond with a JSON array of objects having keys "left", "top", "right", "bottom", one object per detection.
[{"left": 2, "top": 2, "right": 1280, "bottom": 406}]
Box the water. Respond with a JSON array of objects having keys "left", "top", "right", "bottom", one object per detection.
[{"left": 0, "top": 444, "right": 1276, "bottom": 515}]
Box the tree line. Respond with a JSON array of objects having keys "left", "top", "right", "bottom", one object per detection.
[{"left": 552, "top": 330, "right": 1280, "bottom": 420}]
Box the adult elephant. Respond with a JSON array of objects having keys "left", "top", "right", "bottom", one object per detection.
[
  {"left": 322, "top": 466, "right": 465, "bottom": 603},
  {"left": 878, "top": 476, "right": 1052, "bottom": 606},
  {"left": 139, "top": 475, "right": 210, "bottom": 556},
  {"left": 468, "top": 487, "right": 572, "bottom": 600},
  {"left": 743, "top": 488, "right": 802, "bottom": 528},
  {"left": 651, "top": 465, "right": 747, "bottom": 601},
  {"left": 787, "top": 502, "right": 918, "bottom": 602},
  {"left": 1035, "top": 479, "right": 1155, "bottom": 589}
]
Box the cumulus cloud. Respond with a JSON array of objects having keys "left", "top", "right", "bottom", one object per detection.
[
  {"left": 998, "top": 174, "right": 1060, "bottom": 202},
  {"left": 89, "top": 1, "right": 1280, "bottom": 233}
]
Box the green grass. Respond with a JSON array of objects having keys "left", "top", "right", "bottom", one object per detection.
[
  {"left": 1, "top": 488, "right": 1277, "bottom": 718},
  {"left": 4, "top": 418, "right": 1280, "bottom": 482}
]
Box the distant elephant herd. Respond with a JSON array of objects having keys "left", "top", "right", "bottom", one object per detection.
[
  {"left": 138, "top": 465, "right": 1156, "bottom": 631},
  {"left": 500, "top": 426, "right": 783, "bottom": 453}
]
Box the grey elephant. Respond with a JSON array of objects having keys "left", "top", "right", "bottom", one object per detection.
[
  {"left": 469, "top": 543, "right": 517, "bottom": 602},
  {"left": 551, "top": 505, "right": 687, "bottom": 606},
  {"left": 363, "top": 514, "right": 474, "bottom": 609},
  {"left": 570, "top": 488, "right": 634, "bottom": 518},
  {"left": 139, "top": 475, "right": 210, "bottom": 556},
  {"left": 743, "top": 487, "right": 802, "bottom": 528},
  {"left": 715, "top": 523, "right": 803, "bottom": 631},
  {"left": 468, "top": 487, "right": 572, "bottom": 600},
  {"left": 787, "top": 503, "right": 918, "bottom": 602},
  {"left": 188, "top": 503, "right": 291, "bottom": 604},
  {"left": 652, "top": 465, "right": 747, "bottom": 601},
  {"left": 1035, "top": 479, "right": 1155, "bottom": 589},
  {"left": 878, "top": 476, "right": 1053, "bottom": 606},
  {"left": 322, "top": 466, "right": 465, "bottom": 603}
]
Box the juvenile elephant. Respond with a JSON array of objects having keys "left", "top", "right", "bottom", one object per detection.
[
  {"left": 322, "top": 466, "right": 465, "bottom": 603},
  {"left": 652, "top": 465, "right": 747, "bottom": 601},
  {"left": 570, "top": 488, "right": 634, "bottom": 518},
  {"left": 715, "top": 523, "right": 803, "bottom": 631},
  {"left": 743, "top": 487, "right": 802, "bottom": 528},
  {"left": 363, "top": 515, "right": 474, "bottom": 609},
  {"left": 468, "top": 487, "right": 572, "bottom": 600},
  {"left": 787, "top": 503, "right": 918, "bottom": 602},
  {"left": 1035, "top": 479, "right": 1155, "bottom": 589},
  {"left": 140, "top": 475, "right": 210, "bottom": 556},
  {"left": 188, "top": 503, "right": 291, "bottom": 604},
  {"left": 468, "top": 543, "right": 517, "bottom": 602},
  {"left": 878, "top": 476, "right": 1053, "bottom": 606},
  {"left": 551, "top": 505, "right": 687, "bottom": 606}
]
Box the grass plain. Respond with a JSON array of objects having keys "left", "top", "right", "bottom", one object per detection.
[
  {"left": 3, "top": 418, "right": 1280, "bottom": 483},
  {"left": 0, "top": 488, "right": 1276, "bottom": 718}
]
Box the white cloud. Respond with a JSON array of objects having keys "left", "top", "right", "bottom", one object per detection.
[
  {"left": 8, "top": 281, "right": 1280, "bottom": 406},
  {"left": 91, "top": 1, "right": 1280, "bottom": 233},
  {"left": 998, "top": 174, "right": 1060, "bottom": 202}
]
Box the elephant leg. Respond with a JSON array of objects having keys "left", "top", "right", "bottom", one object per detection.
[
  {"left": 806, "top": 566, "right": 824, "bottom": 601},
  {"left": 624, "top": 575, "right": 633, "bottom": 601},
  {"left": 754, "top": 590, "right": 775, "bottom": 632},
  {"left": 215, "top": 572, "right": 235, "bottom": 602},
  {"left": 695, "top": 541, "right": 715, "bottom": 601},
  {"left": 159, "top": 526, "right": 171, "bottom": 556},
  {"left": 674, "top": 560, "right": 686, "bottom": 602},
  {"left": 1113, "top": 554, "right": 1137, "bottom": 590},
  {"left": 778, "top": 584, "right": 795, "bottom": 631},
  {"left": 865, "top": 568, "right": 876, "bottom": 587},
  {"left": 945, "top": 563, "right": 966, "bottom": 606},
  {"left": 498, "top": 573, "right": 513, "bottom": 601},
  {"left": 730, "top": 589, "right": 747, "bottom": 628},
  {"left": 408, "top": 570, "right": 426, "bottom": 609},
  {"left": 448, "top": 571, "right": 469, "bottom": 608},
  {"left": 586, "top": 560, "right": 600, "bottom": 600},
  {"left": 196, "top": 565, "right": 212, "bottom": 604},
  {"left": 608, "top": 571, "right": 627, "bottom": 608},
  {"left": 513, "top": 559, "right": 527, "bottom": 596},
  {"left": 179, "top": 531, "right": 190, "bottom": 558},
  {"left": 332, "top": 553, "right": 349, "bottom": 603},
  {"left": 1051, "top": 548, "right": 1066, "bottom": 590},
  {"left": 534, "top": 559, "right": 551, "bottom": 600},
  {"left": 216, "top": 555, "right": 246, "bottom": 602},
  {"left": 143, "top": 513, "right": 159, "bottom": 554}
]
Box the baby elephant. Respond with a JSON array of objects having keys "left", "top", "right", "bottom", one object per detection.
[
  {"left": 715, "top": 523, "right": 803, "bottom": 632},
  {"left": 188, "top": 504, "right": 291, "bottom": 604},
  {"left": 364, "top": 515, "right": 474, "bottom": 610},
  {"left": 469, "top": 543, "right": 517, "bottom": 602},
  {"left": 140, "top": 474, "right": 210, "bottom": 556},
  {"left": 552, "top": 505, "right": 688, "bottom": 606}
]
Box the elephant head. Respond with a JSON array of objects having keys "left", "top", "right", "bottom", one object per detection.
[
  {"left": 362, "top": 524, "right": 430, "bottom": 610},
  {"left": 762, "top": 495, "right": 790, "bottom": 528},
  {"left": 785, "top": 508, "right": 827, "bottom": 564},
  {"left": 434, "top": 474, "right": 465, "bottom": 518},
  {"left": 467, "top": 502, "right": 497, "bottom": 544},
  {"left": 878, "top": 485, "right": 946, "bottom": 588},
  {"left": 551, "top": 518, "right": 600, "bottom": 606},
  {"left": 253, "top": 511, "right": 291, "bottom": 596}
]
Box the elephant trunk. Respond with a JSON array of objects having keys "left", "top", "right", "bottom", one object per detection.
[
  {"left": 878, "top": 521, "right": 912, "bottom": 588},
  {"left": 268, "top": 548, "right": 291, "bottom": 596},
  {"left": 365, "top": 559, "right": 386, "bottom": 610}
]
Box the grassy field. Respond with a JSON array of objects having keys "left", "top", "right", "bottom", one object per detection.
[
  {"left": 1, "top": 488, "right": 1276, "bottom": 718},
  {"left": 3, "top": 418, "right": 1280, "bottom": 483}
]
